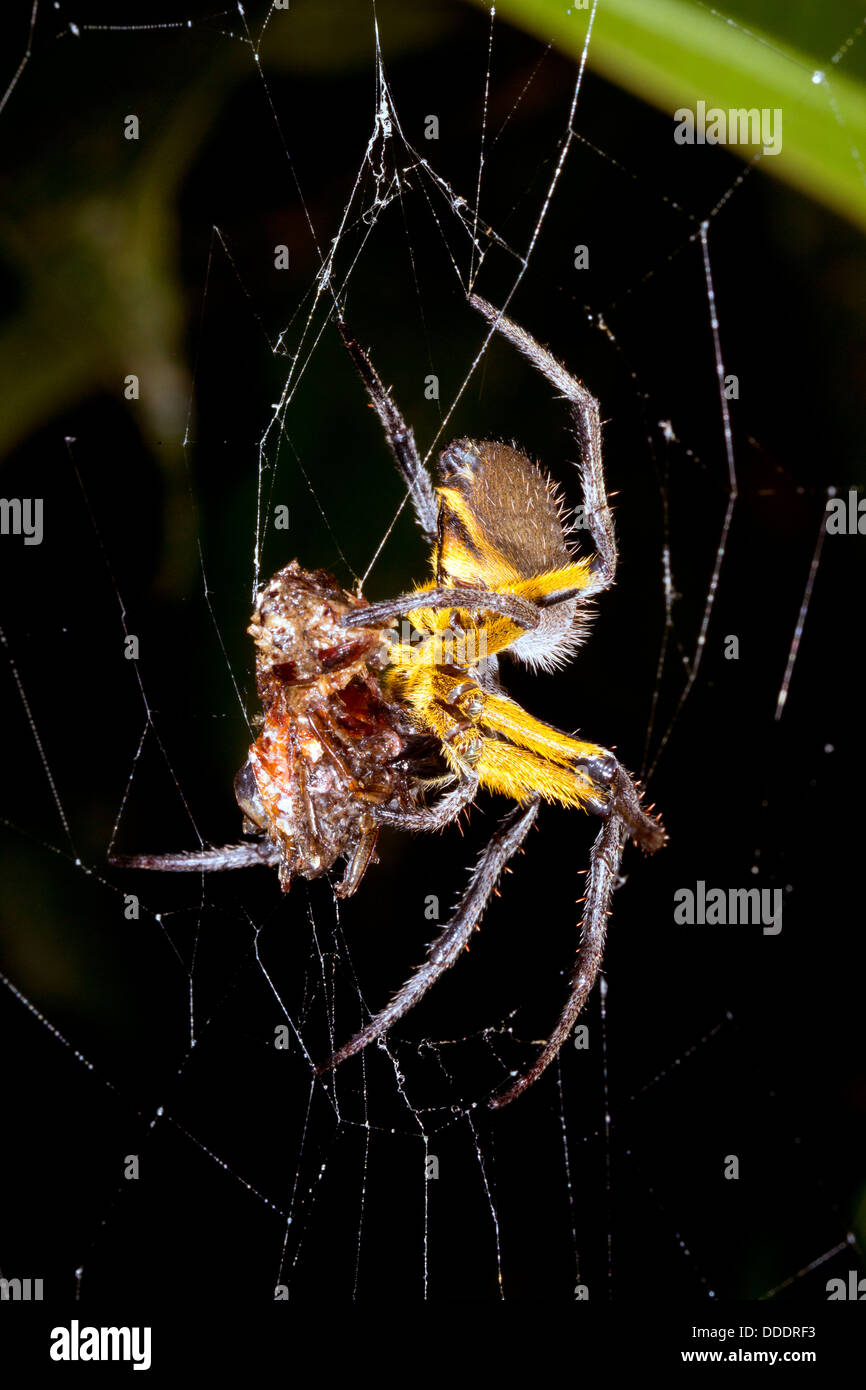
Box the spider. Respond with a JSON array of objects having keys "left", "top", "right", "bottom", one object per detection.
[{"left": 111, "top": 295, "right": 665, "bottom": 1108}]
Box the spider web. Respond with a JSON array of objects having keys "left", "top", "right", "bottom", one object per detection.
[{"left": 0, "top": 0, "right": 863, "bottom": 1320}]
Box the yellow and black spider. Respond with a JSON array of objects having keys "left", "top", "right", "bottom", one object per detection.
[{"left": 111, "top": 295, "right": 665, "bottom": 1107}]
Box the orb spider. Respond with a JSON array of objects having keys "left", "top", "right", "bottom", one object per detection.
[{"left": 111, "top": 295, "right": 665, "bottom": 1108}]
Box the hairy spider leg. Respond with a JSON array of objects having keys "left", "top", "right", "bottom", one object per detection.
[
  {"left": 372, "top": 774, "right": 479, "bottom": 831},
  {"left": 324, "top": 301, "right": 665, "bottom": 1105},
  {"left": 384, "top": 648, "right": 613, "bottom": 810},
  {"left": 108, "top": 842, "right": 280, "bottom": 873},
  {"left": 490, "top": 807, "right": 626, "bottom": 1107},
  {"left": 377, "top": 547, "right": 614, "bottom": 810},
  {"left": 342, "top": 583, "right": 540, "bottom": 634},
  {"left": 318, "top": 797, "right": 540, "bottom": 1076},
  {"left": 337, "top": 320, "right": 438, "bottom": 544},
  {"left": 322, "top": 765, "right": 658, "bottom": 1108},
  {"left": 469, "top": 295, "right": 616, "bottom": 595}
]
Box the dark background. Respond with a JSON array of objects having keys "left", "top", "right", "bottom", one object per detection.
[{"left": 0, "top": 0, "right": 863, "bottom": 1307}]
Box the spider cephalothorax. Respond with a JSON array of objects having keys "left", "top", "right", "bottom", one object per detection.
[{"left": 111, "top": 295, "right": 666, "bottom": 1107}]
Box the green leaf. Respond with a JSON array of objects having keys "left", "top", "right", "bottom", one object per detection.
[{"left": 479, "top": 0, "right": 866, "bottom": 230}]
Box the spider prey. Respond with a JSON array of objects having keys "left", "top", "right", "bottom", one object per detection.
[{"left": 111, "top": 295, "right": 665, "bottom": 1108}]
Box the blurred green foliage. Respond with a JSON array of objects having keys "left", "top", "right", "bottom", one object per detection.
[
  {"left": 2, "top": 0, "right": 863, "bottom": 596},
  {"left": 0, "top": 1, "right": 457, "bottom": 588},
  {"left": 482, "top": 0, "right": 866, "bottom": 231}
]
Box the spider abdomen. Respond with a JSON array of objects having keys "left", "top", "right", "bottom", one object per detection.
[{"left": 436, "top": 439, "right": 589, "bottom": 672}]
